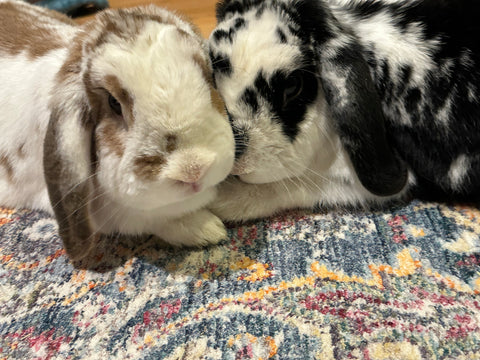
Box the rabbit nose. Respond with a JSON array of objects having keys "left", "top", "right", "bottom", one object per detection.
[
  {"left": 179, "top": 162, "right": 211, "bottom": 184},
  {"left": 171, "top": 164, "right": 210, "bottom": 193},
  {"left": 166, "top": 150, "right": 217, "bottom": 191}
]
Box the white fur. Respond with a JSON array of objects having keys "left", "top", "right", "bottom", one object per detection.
[
  {"left": 0, "top": 50, "right": 67, "bottom": 211},
  {"left": 448, "top": 155, "right": 470, "bottom": 191},
  {"left": 337, "top": 9, "right": 439, "bottom": 81}
]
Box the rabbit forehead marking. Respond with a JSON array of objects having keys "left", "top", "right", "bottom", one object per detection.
[
  {"left": 211, "top": 17, "right": 317, "bottom": 141},
  {"left": 211, "top": 9, "right": 302, "bottom": 75},
  {"left": 0, "top": 1, "right": 73, "bottom": 59}
]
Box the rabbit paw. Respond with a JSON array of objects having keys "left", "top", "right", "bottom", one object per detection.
[
  {"left": 156, "top": 209, "right": 228, "bottom": 247},
  {"left": 208, "top": 176, "right": 279, "bottom": 222}
]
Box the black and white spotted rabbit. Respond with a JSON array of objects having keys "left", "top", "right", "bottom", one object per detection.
[{"left": 208, "top": 0, "right": 480, "bottom": 221}]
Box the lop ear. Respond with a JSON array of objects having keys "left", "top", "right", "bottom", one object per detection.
[
  {"left": 43, "top": 98, "right": 97, "bottom": 261},
  {"left": 319, "top": 43, "right": 408, "bottom": 196}
]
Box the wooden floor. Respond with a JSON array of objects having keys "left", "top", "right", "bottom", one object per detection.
[{"left": 77, "top": 0, "right": 218, "bottom": 38}]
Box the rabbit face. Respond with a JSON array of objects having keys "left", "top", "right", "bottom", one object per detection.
[
  {"left": 82, "top": 22, "right": 234, "bottom": 210},
  {"left": 209, "top": 3, "right": 337, "bottom": 184},
  {"left": 210, "top": 0, "right": 409, "bottom": 197}
]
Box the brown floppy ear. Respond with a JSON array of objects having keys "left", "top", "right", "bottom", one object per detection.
[
  {"left": 319, "top": 43, "right": 408, "bottom": 196},
  {"left": 43, "top": 100, "right": 97, "bottom": 261}
]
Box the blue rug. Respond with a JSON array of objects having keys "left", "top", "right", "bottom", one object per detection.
[
  {"left": 1, "top": 200, "right": 479, "bottom": 358},
  {"left": 28, "top": 0, "right": 108, "bottom": 16}
]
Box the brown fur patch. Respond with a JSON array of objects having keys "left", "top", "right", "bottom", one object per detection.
[
  {"left": 0, "top": 2, "right": 74, "bottom": 59},
  {"left": 134, "top": 155, "right": 167, "bottom": 181},
  {"left": 210, "top": 88, "right": 227, "bottom": 115},
  {"left": 0, "top": 155, "right": 14, "bottom": 182},
  {"left": 166, "top": 134, "right": 178, "bottom": 153},
  {"left": 56, "top": 37, "right": 84, "bottom": 83},
  {"left": 84, "top": 6, "right": 182, "bottom": 53},
  {"left": 191, "top": 53, "right": 225, "bottom": 114},
  {"left": 97, "top": 121, "right": 125, "bottom": 158},
  {"left": 103, "top": 75, "right": 135, "bottom": 124}
]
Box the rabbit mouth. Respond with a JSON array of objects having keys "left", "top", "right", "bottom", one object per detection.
[{"left": 175, "top": 180, "right": 203, "bottom": 194}]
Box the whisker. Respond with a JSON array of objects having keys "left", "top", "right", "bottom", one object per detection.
[{"left": 50, "top": 172, "right": 99, "bottom": 211}]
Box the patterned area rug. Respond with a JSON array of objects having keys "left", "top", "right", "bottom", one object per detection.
[{"left": 1, "top": 200, "right": 480, "bottom": 359}]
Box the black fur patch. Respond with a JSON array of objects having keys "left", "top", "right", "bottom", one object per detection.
[
  {"left": 211, "top": 29, "right": 231, "bottom": 43},
  {"left": 276, "top": 28, "right": 287, "bottom": 43},
  {"left": 212, "top": 18, "right": 247, "bottom": 44},
  {"left": 252, "top": 63, "right": 318, "bottom": 140},
  {"left": 234, "top": 17, "right": 246, "bottom": 29},
  {"left": 241, "top": 88, "right": 259, "bottom": 114},
  {"left": 396, "top": 65, "right": 412, "bottom": 96},
  {"left": 216, "top": 0, "right": 264, "bottom": 20},
  {"left": 209, "top": 50, "right": 232, "bottom": 76}
]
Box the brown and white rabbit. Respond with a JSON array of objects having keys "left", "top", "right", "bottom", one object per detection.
[
  {"left": 208, "top": 0, "right": 480, "bottom": 221},
  {"left": 0, "top": 0, "right": 235, "bottom": 260}
]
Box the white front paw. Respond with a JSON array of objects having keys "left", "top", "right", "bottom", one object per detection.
[
  {"left": 156, "top": 209, "right": 227, "bottom": 247},
  {"left": 209, "top": 177, "right": 275, "bottom": 222}
]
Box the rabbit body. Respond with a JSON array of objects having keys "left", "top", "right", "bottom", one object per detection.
[
  {"left": 0, "top": 1, "right": 235, "bottom": 259},
  {"left": 0, "top": 1, "right": 75, "bottom": 212},
  {"left": 208, "top": 0, "right": 480, "bottom": 221}
]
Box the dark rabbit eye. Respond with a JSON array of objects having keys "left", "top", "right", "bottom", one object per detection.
[
  {"left": 108, "top": 94, "right": 122, "bottom": 116},
  {"left": 283, "top": 71, "right": 304, "bottom": 104}
]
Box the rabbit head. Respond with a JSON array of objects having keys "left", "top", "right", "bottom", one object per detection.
[
  {"left": 43, "top": 6, "right": 234, "bottom": 259},
  {"left": 209, "top": 0, "right": 407, "bottom": 196}
]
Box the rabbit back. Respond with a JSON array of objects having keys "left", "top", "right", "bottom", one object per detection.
[
  {"left": 0, "top": 0, "right": 76, "bottom": 211},
  {"left": 344, "top": 0, "right": 480, "bottom": 199}
]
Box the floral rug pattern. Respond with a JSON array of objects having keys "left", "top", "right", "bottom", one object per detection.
[{"left": 1, "top": 200, "right": 480, "bottom": 359}]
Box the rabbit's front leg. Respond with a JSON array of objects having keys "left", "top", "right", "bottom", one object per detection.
[
  {"left": 208, "top": 176, "right": 315, "bottom": 222},
  {"left": 154, "top": 209, "right": 228, "bottom": 247}
]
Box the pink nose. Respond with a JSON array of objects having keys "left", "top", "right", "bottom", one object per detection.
[
  {"left": 165, "top": 150, "right": 217, "bottom": 191},
  {"left": 170, "top": 160, "right": 212, "bottom": 183}
]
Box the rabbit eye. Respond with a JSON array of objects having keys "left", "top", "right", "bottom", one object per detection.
[
  {"left": 283, "top": 71, "right": 304, "bottom": 105},
  {"left": 108, "top": 94, "right": 122, "bottom": 116}
]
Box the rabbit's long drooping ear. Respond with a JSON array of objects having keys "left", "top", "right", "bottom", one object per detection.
[
  {"left": 320, "top": 43, "right": 408, "bottom": 196},
  {"left": 43, "top": 92, "right": 96, "bottom": 261},
  {"left": 314, "top": 23, "right": 407, "bottom": 196},
  {"left": 319, "top": 43, "right": 408, "bottom": 196},
  {"left": 290, "top": 0, "right": 407, "bottom": 196}
]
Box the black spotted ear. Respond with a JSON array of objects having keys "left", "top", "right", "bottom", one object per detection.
[
  {"left": 319, "top": 43, "right": 408, "bottom": 196},
  {"left": 43, "top": 100, "right": 97, "bottom": 261}
]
